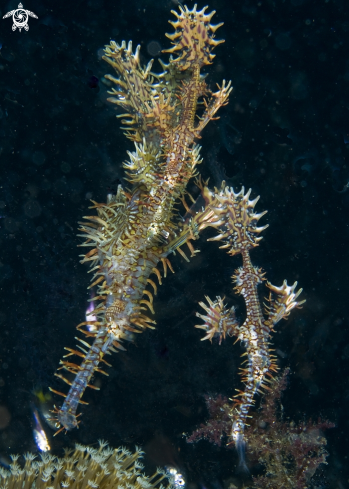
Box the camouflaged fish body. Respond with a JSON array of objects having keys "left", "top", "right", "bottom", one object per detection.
[
  {"left": 51, "top": 4, "right": 232, "bottom": 432},
  {"left": 194, "top": 184, "right": 305, "bottom": 447}
]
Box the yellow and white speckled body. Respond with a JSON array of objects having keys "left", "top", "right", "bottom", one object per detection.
[
  {"left": 194, "top": 185, "right": 305, "bottom": 446},
  {"left": 51, "top": 5, "right": 232, "bottom": 432}
]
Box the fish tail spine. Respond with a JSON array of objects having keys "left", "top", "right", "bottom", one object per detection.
[{"left": 54, "top": 328, "right": 114, "bottom": 431}]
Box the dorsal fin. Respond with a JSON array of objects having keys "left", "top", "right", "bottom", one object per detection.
[{"left": 163, "top": 4, "right": 224, "bottom": 71}]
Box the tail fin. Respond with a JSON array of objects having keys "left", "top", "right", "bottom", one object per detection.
[{"left": 236, "top": 437, "right": 249, "bottom": 475}]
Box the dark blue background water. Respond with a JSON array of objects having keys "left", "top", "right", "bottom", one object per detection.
[{"left": 0, "top": 0, "right": 347, "bottom": 486}]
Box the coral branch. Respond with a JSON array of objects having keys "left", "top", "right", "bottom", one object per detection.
[
  {"left": 186, "top": 370, "right": 334, "bottom": 489},
  {"left": 247, "top": 369, "right": 335, "bottom": 489}
]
